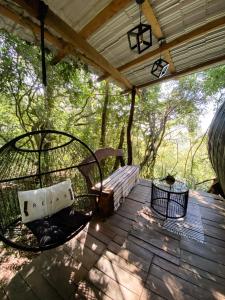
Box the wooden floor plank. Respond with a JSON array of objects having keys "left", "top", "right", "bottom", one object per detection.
[
  {"left": 102, "top": 249, "right": 148, "bottom": 281},
  {"left": 4, "top": 273, "right": 39, "bottom": 300},
  {"left": 181, "top": 249, "right": 225, "bottom": 279},
  {"left": 202, "top": 218, "right": 225, "bottom": 230},
  {"left": 130, "top": 226, "right": 180, "bottom": 258},
  {"left": 21, "top": 270, "right": 63, "bottom": 300},
  {"left": 72, "top": 280, "right": 113, "bottom": 299},
  {"left": 128, "top": 235, "right": 180, "bottom": 265},
  {"left": 139, "top": 287, "right": 165, "bottom": 300},
  {"left": 203, "top": 223, "right": 225, "bottom": 242},
  {"left": 204, "top": 235, "right": 225, "bottom": 248},
  {"left": 88, "top": 267, "right": 140, "bottom": 300},
  {"left": 149, "top": 264, "right": 210, "bottom": 300},
  {"left": 146, "top": 274, "right": 195, "bottom": 300},
  {"left": 153, "top": 256, "right": 225, "bottom": 294},
  {"left": 95, "top": 255, "right": 144, "bottom": 295},
  {"left": 107, "top": 240, "right": 150, "bottom": 273},
  {"left": 181, "top": 238, "right": 225, "bottom": 266}
]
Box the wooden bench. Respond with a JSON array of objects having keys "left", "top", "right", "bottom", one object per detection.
[{"left": 79, "top": 148, "right": 139, "bottom": 217}]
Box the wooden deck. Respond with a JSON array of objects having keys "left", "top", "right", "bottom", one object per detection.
[{"left": 2, "top": 179, "right": 225, "bottom": 300}]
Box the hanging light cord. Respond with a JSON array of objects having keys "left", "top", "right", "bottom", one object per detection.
[
  {"left": 38, "top": 1, "right": 48, "bottom": 87},
  {"left": 139, "top": 4, "right": 142, "bottom": 24}
]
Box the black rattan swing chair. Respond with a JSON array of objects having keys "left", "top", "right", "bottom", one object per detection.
[
  {"left": 0, "top": 130, "right": 103, "bottom": 252},
  {"left": 0, "top": 2, "right": 103, "bottom": 252}
]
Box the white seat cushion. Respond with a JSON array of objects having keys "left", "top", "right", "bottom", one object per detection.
[{"left": 18, "top": 180, "right": 74, "bottom": 223}]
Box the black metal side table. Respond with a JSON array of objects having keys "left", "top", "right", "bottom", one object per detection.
[{"left": 151, "top": 180, "right": 189, "bottom": 219}]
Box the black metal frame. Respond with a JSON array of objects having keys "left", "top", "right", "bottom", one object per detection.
[
  {"left": 151, "top": 182, "right": 189, "bottom": 219},
  {"left": 0, "top": 130, "right": 103, "bottom": 252},
  {"left": 127, "top": 23, "right": 152, "bottom": 54},
  {"left": 151, "top": 58, "right": 169, "bottom": 78}
]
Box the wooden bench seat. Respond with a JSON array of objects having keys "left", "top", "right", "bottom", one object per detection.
[
  {"left": 95, "top": 165, "right": 139, "bottom": 216},
  {"left": 79, "top": 147, "right": 140, "bottom": 217}
]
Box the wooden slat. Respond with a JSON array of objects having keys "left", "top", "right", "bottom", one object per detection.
[
  {"left": 95, "top": 254, "right": 144, "bottom": 295},
  {"left": 128, "top": 235, "right": 180, "bottom": 265},
  {"left": 4, "top": 273, "right": 39, "bottom": 300},
  {"left": 181, "top": 238, "right": 225, "bottom": 266},
  {"left": 88, "top": 267, "right": 139, "bottom": 300},
  {"left": 80, "top": 0, "right": 133, "bottom": 39},
  {"left": 107, "top": 240, "right": 150, "bottom": 272},
  {"left": 146, "top": 274, "right": 195, "bottom": 300},
  {"left": 118, "top": 16, "right": 225, "bottom": 72},
  {"left": 141, "top": 0, "right": 176, "bottom": 74},
  {"left": 75, "top": 280, "right": 112, "bottom": 299},
  {"left": 149, "top": 264, "right": 209, "bottom": 300},
  {"left": 12, "top": 0, "right": 133, "bottom": 90},
  {"left": 153, "top": 256, "right": 225, "bottom": 294},
  {"left": 181, "top": 249, "right": 225, "bottom": 280},
  {"left": 137, "top": 54, "right": 225, "bottom": 89}
]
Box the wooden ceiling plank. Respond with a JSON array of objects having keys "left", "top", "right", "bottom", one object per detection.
[
  {"left": 136, "top": 54, "right": 225, "bottom": 89},
  {"left": 80, "top": 0, "right": 133, "bottom": 39},
  {"left": 118, "top": 16, "right": 225, "bottom": 73},
  {"left": 141, "top": 0, "right": 176, "bottom": 74},
  {"left": 141, "top": 0, "right": 163, "bottom": 38},
  {"left": 13, "top": 0, "right": 132, "bottom": 89}
]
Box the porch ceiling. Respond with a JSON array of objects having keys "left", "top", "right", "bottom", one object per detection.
[{"left": 0, "top": 0, "right": 225, "bottom": 91}]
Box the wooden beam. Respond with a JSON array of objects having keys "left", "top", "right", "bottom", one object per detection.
[
  {"left": 50, "top": 45, "right": 72, "bottom": 65},
  {"left": 141, "top": 0, "right": 176, "bottom": 74},
  {"left": 0, "top": 4, "right": 64, "bottom": 49},
  {"left": 50, "top": 0, "right": 133, "bottom": 65},
  {"left": 141, "top": 0, "right": 163, "bottom": 39},
  {"left": 13, "top": 0, "right": 132, "bottom": 89},
  {"left": 136, "top": 54, "right": 225, "bottom": 89},
  {"left": 80, "top": 0, "right": 133, "bottom": 39},
  {"left": 0, "top": 4, "right": 105, "bottom": 72},
  {"left": 118, "top": 16, "right": 225, "bottom": 73},
  {"left": 127, "top": 87, "right": 136, "bottom": 165}
]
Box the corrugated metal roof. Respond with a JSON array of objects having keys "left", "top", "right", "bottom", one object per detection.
[{"left": 0, "top": 0, "right": 225, "bottom": 89}]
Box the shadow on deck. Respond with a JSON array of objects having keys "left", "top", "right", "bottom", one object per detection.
[{"left": 2, "top": 179, "right": 225, "bottom": 300}]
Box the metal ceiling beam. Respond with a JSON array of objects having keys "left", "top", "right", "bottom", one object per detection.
[
  {"left": 12, "top": 0, "right": 133, "bottom": 90},
  {"left": 141, "top": 0, "right": 176, "bottom": 74},
  {"left": 80, "top": 0, "right": 133, "bottom": 39},
  {"left": 136, "top": 54, "right": 225, "bottom": 89}
]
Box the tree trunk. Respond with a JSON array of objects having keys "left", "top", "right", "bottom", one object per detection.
[
  {"left": 100, "top": 80, "right": 109, "bottom": 147},
  {"left": 113, "top": 126, "right": 125, "bottom": 171},
  {"left": 127, "top": 87, "right": 136, "bottom": 165}
]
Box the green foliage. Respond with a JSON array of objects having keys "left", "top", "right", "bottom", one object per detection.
[{"left": 0, "top": 30, "right": 224, "bottom": 191}]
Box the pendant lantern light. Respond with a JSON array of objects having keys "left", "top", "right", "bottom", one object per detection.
[
  {"left": 127, "top": 0, "right": 152, "bottom": 54},
  {"left": 151, "top": 39, "right": 169, "bottom": 78}
]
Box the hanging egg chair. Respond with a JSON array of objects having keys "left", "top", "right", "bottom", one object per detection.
[
  {"left": 208, "top": 100, "right": 225, "bottom": 195},
  {"left": 0, "top": 130, "right": 102, "bottom": 252}
]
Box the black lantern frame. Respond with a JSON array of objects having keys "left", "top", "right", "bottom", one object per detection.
[
  {"left": 151, "top": 58, "right": 169, "bottom": 78},
  {"left": 127, "top": 23, "right": 152, "bottom": 54}
]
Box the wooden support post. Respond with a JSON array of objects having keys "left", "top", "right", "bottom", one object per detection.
[{"left": 127, "top": 87, "right": 136, "bottom": 165}]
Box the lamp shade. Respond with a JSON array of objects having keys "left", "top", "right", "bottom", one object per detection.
[
  {"left": 127, "top": 23, "right": 152, "bottom": 54},
  {"left": 151, "top": 58, "right": 169, "bottom": 78}
]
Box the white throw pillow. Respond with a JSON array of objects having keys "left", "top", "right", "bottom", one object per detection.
[
  {"left": 18, "top": 180, "right": 74, "bottom": 223},
  {"left": 47, "top": 180, "right": 74, "bottom": 215}
]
